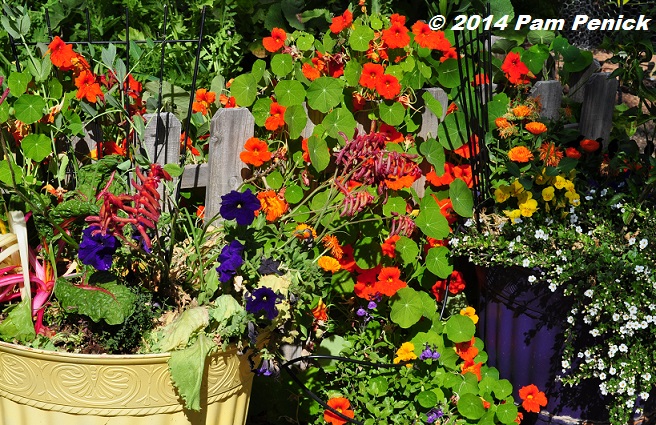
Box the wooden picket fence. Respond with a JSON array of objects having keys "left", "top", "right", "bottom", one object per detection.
[{"left": 74, "top": 63, "right": 617, "bottom": 222}]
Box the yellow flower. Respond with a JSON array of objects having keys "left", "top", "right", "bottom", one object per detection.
[
  {"left": 510, "top": 180, "right": 525, "bottom": 196},
  {"left": 563, "top": 180, "right": 575, "bottom": 192},
  {"left": 519, "top": 198, "right": 538, "bottom": 217},
  {"left": 535, "top": 172, "right": 550, "bottom": 185},
  {"left": 504, "top": 209, "right": 522, "bottom": 222},
  {"left": 542, "top": 186, "right": 555, "bottom": 202},
  {"left": 565, "top": 191, "right": 581, "bottom": 206},
  {"left": 318, "top": 256, "right": 341, "bottom": 273},
  {"left": 460, "top": 306, "right": 479, "bottom": 324},
  {"left": 495, "top": 185, "right": 511, "bottom": 203},
  {"left": 554, "top": 176, "right": 567, "bottom": 190},
  {"left": 394, "top": 342, "right": 417, "bottom": 367},
  {"left": 517, "top": 190, "right": 533, "bottom": 205}
]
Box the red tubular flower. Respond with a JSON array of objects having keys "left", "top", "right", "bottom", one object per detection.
[
  {"left": 330, "top": 10, "right": 353, "bottom": 33},
  {"left": 265, "top": 102, "right": 286, "bottom": 131},
  {"left": 382, "top": 22, "right": 410, "bottom": 49},
  {"left": 519, "top": 384, "right": 548, "bottom": 413},
  {"left": 324, "top": 397, "right": 355, "bottom": 425},
  {"left": 375, "top": 74, "right": 401, "bottom": 100},
  {"left": 263, "top": 28, "right": 286, "bottom": 52},
  {"left": 359, "top": 63, "right": 384, "bottom": 89}
]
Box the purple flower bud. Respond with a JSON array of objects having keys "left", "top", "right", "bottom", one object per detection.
[
  {"left": 367, "top": 301, "right": 377, "bottom": 310},
  {"left": 356, "top": 308, "right": 367, "bottom": 317}
]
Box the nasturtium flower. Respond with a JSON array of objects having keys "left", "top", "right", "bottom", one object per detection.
[
  {"left": 382, "top": 22, "right": 410, "bottom": 49},
  {"left": 580, "top": 138, "right": 600, "bottom": 153},
  {"left": 508, "top": 146, "right": 534, "bottom": 163},
  {"left": 431, "top": 270, "right": 466, "bottom": 301},
  {"left": 220, "top": 189, "right": 260, "bottom": 225},
  {"left": 246, "top": 287, "right": 280, "bottom": 320},
  {"left": 501, "top": 52, "right": 531, "bottom": 85},
  {"left": 542, "top": 186, "right": 556, "bottom": 202},
  {"left": 47, "top": 36, "right": 76, "bottom": 69},
  {"left": 460, "top": 306, "right": 479, "bottom": 324},
  {"left": 263, "top": 28, "right": 286, "bottom": 52},
  {"left": 240, "top": 137, "right": 272, "bottom": 167},
  {"left": 394, "top": 341, "right": 417, "bottom": 366},
  {"left": 311, "top": 298, "right": 328, "bottom": 321},
  {"left": 257, "top": 190, "right": 288, "bottom": 221},
  {"left": 525, "top": 122, "right": 547, "bottom": 135},
  {"left": 375, "top": 74, "right": 401, "bottom": 100},
  {"left": 381, "top": 235, "right": 400, "bottom": 258},
  {"left": 518, "top": 384, "right": 548, "bottom": 413},
  {"left": 455, "top": 337, "right": 478, "bottom": 361},
  {"left": 301, "top": 62, "right": 321, "bottom": 81},
  {"left": 318, "top": 256, "right": 341, "bottom": 273},
  {"left": 376, "top": 266, "right": 407, "bottom": 296},
  {"left": 78, "top": 226, "right": 119, "bottom": 271},
  {"left": 75, "top": 70, "right": 103, "bottom": 103},
  {"left": 461, "top": 358, "right": 483, "bottom": 380},
  {"left": 265, "top": 102, "right": 286, "bottom": 131},
  {"left": 359, "top": 63, "right": 384, "bottom": 89},
  {"left": 354, "top": 266, "right": 382, "bottom": 299},
  {"left": 329, "top": 9, "right": 353, "bottom": 33},
  {"left": 192, "top": 88, "right": 216, "bottom": 115},
  {"left": 324, "top": 397, "right": 354, "bottom": 425}
]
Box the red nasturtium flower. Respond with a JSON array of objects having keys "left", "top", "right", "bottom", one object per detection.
[
  {"left": 390, "top": 13, "right": 406, "bottom": 25},
  {"left": 339, "top": 244, "right": 357, "bottom": 273},
  {"left": 381, "top": 235, "right": 400, "bottom": 258},
  {"left": 359, "top": 63, "right": 384, "bottom": 89},
  {"left": 565, "top": 147, "right": 582, "bottom": 159},
  {"left": 219, "top": 94, "right": 237, "bottom": 108},
  {"left": 379, "top": 123, "right": 404, "bottom": 143},
  {"left": 382, "top": 22, "right": 410, "bottom": 49},
  {"left": 453, "top": 135, "right": 481, "bottom": 159},
  {"left": 518, "top": 384, "right": 548, "bottom": 413},
  {"left": 180, "top": 133, "right": 200, "bottom": 156},
  {"left": 240, "top": 137, "right": 272, "bottom": 167},
  {"left": 354, "top": 266, "right": 382, "bottom": 300},
  {"left": 376, "top": 74, "right": 401, "bottom": 100},
  {"left": 525, "top": 122, "right": 547, "bottom": 135},
  {"left": 454, "top": 337, "right": 479, "bottom": 361},
  {"left": 263, "top": 28, "right": 286, "bottom": 52},
  {"left": 352, "top": 92, "right": 366, "bottom": 111},
  {"left": 508, "top": 146, "right": 534, "bottom": 163},
  {"left": 460, "top": 358, "right": 483, "bottom": 381},
  {"left": 501, "top": 52, "right": 530, "bottom": 85},
  {"left": 436, "top": 197, "right": 458, "bottom": 224},
  {"left": 302, "top": 62, "right": 321, "bottom": 81},
  {"left": 431, "top": 270, "right": 466, "bottom": 301},
  {"left": 192, "top": 88, "right": 216, "bottom": 115},
  {"left": 471, "top": 73, "right": 490, "bottom": 86},
  {"left": 324, "top": 397, "right": 355, "bottom": 425},
  {"left": 265, "top": 102, "right": 286, "bottom": 131},
  {"left": 376, "top": 266, "right": 407, "bottom": 296},
  {"left": 301, "top": 138, "right": 311, "bottom": 163},
  {"left": 580, "top": 138, "right": 600, "bottom": 153},
  {"left": 46, "top": 36, "right": 76, "bottom": 69},
  {"left": 74, "top": 70, "right": 103, "bottom": 103},
  {"left": 330, "top": 9, "right": 353, "bottom": 33}
]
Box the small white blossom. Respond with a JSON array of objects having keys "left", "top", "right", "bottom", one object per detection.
[
  {"left": 609, "top": 367, "right": 617, "bottom": 375},
  {"left": 599, "top": 372, "right": 607, "bottom": 380},
  {"left": 464, "top": 219, "right": 473, "bottom": 227},
  {"left": 629, "top": 237, "right": 636, "bottom": 246},
  {"left": 562, "top": 360, "right": 570, "bottom": 370},
  {"left": 600, "top": 188, "right": 608, "bottom": 196},
  {"left": 643, "top": 372, "right": 652, "bottom": 381},
  {"left": 590, "top": 329, "right": 600, "bottom": 337},
  {"left": 613, "top": 313, "right": 620, "bottom": 321},
  {"left": 575, "top": 226, "right": 583, "bottom": 233},
  {"left": 528, "top": 275, "right": 537, "bottom": 283},
  {"left": 584, "top": 289, "right": 594, "bottom": 297},
  {"left": 636, "top": 265, "right": 645, "bottom": 274},
  {"left": 549, "top": 282, "right": 558, "bottom": 292},
  {"left": 641, "top": 392, "right": 650, "bottom": 401},
  {"left": 640, "top": 238, "right": 648, "bottom": 250},
  {"left": 567, "top": 316, "right": 575, "bottom": 324},
  {"left": 522, "top": 259, "right": 530, "bottom": 267},
  {"left": 600, "top": 382, "right": 608, "bottom": 395},
  {"left": 450, "top": 238, "right": 460, "bottom": 247},
  {"left": 619, "top": 344, "right": 628, "bottom": 353}
]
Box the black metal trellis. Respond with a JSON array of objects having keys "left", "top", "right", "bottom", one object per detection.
[
  {"left": 7, "top": 4, "right": 207, "bottom": 174},
  {"left": 453, "top": 3, "right": 494, "bottom": 222}
]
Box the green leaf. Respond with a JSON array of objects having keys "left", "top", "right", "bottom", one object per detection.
[
  {"left": 383, "top": 196, "right": 407, "bottom": 217},
  {"left": 285, "top": 184, "right": 304, "bottom": 203},
  {"left": 251, "top": 59, "right": 266, "bottom": 83},
  {"left": 527, "top": 30, "right": 555, "bottom": 45},
  {"left": 368, "top": 376, "right": 389, "bottom": 396},
  {"left": 390, "top": 287, "right": 424, "bottom": 328},
  {"left": 101, "top": 44, "right": 117, "bottom": 69},
  {"left": 419, "top": 138, "right": 445, "bottom": 169},
  {"left": 13, "top": 94, "right": 46, "bottom": 124},
  {"left": 307, "top": 135, "right": 330, "bottom": 172},
  {"left": 349, "top": 25, "right": 375, "bottom": 51},
  {"left": 266, "top": 170, "right": 284, "bottom": 189},
  {"left": 379, "top": 101, "right": 405, "bottom": 126},
  {"left": 437, "top": 112, "right": 466, "bottom": 150},
  {"left": 253, "top": 97, "right": 273, "bottom": 127},
  {"left": 487, "top": 94, "right": 509, "bottom": 128},
  {"left": 422, "top": 91, "right": 443, "bottom": 120},
  {"left": 0, "top": 102, "right": 9, "bottom": 123},
  {"left": 457, "top": 393, "right": 486, "bottom": 419},
  {"left": 284, "top": 104, "right": 308, "bottom": 139},
  {"left": 152, "top": 307, "right": 210, "bottom": 353},
  {"left": 7, "top": 71, "right": 31, "bottom": 96},
  {"left": 323, "top": 107, "right": 356, "bottom": 140},
  {"left": 0, "top": 299, "right": 35, "bottom": 343},
  {"left": 296, "top": 33, "right": 315, "bottom": 51},
  {"left": 496, "top": 402, "right": 519, "bottom": 424},
  {"left": 0, "top": 160, "right": 24, "bottom": 185},
  {"left": 522, "top": 45, "right": 550, "bottom": 75},
  {"left": 54, "top": 277, "right": 137, "bottom": 325},
  {"left": 18, "top": 14, "right": 31, "bottom": 35},
  {"left": 316, "top": 335, "right": 351, "bottom": 372},
  {"left": 563, "top": 50, "right": 593, "bottom": 73},
  {"left": 417, "top": 390, "right": 438, "bottom": 408},
  {"left": 271, "top": 53, "right": 294, "bottom": 77},
  {"left": 353, "top": 237, "right": 381, "bottom": 269},
  {"left": 395, "top": 236, "right": 419, "bottom": 265},
  {"left": 230, "top": 74, "right": 257, "bottom": 107},
  {"left": 493, "top": 379, "right": 514, "bottom": 399},
  {"left": 416, "top": 195, "right": 450, "bottom": 240},
  {"left": 168, "top": 333, "right": 214, "bottom": 411},
  {"left": 306, "top": 77, "right": 344, "bottom": 113},
  {"left": 275, "top": 80, "right": 306, "bottom": 107},
  {"left": 163, "top": 163, "right": 184, "bottom": 177},
  {"left": 21, "top": 134, "right": 52, "bottom": 162},
  {"left": 437, "top": 59, "right": 460, "bottom": 88},
  {"left": 425, "top": 246, "right": 453, "bottom": 279},
  {"left": 344, "top": 61, "right": 362, "bottom": 87},
  {"left": 449, "top": 178, "right": 473, "bottom": 218},
  {"left": 445, "top": 314, "right": 476, "bottom": 343}
]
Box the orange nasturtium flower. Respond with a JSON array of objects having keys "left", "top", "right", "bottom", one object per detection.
[
  {"left": 301, "top": 63, "right": 321, "bottom": 81},
  {"left": 192, "top": 88, "right": 216, "bottom": 115},
  {"left": 240, "top": 137, "right": 271, "bottom": 167},
  {"left": 518, "top": 384, "right": 548, "bottom": 413},
  {"left": 46, "top": 36, "right": 76, "bottom": 69},
  {"left": 411, "top": 21, "right": 435, "bottom": 49},
  {"left": 324, "top": 397, "right": 355, "bottom": 425},
  {"left": 461, "top": 358, "right": 483, "bottom": 381},
  {"left": 318, "top": 256, "right": 341, "bottom": 273},
  {"left": 359, "top": 63, "right": 384, "bottom": 89},
  {"left": 508, "top": 146, "right": 534, "bottom": 163},
  {"left": 382, "top": 22, "right": 410, "bottom": 49},
  {"left": 74, "top": 70, "right": 103, "bottom": 103},
  {"left": 311, "top": 298, "right": 328, "bottom": 321},
  {"left": 257, "top": 190, "right": 288, "bottom": 221},
  {"left": 525, "top": 122, "right": 547, "bottom": 135},
  {"left": 263, "top": 28, "right": 286, "bottom": 52},
  {"left": 376, "top": 266, "right": 407, "bottom": 296},
  {"left": 580, "top": 138, "right": 600, "bottom": 153},
  {"left": 454, "top": 337, "right": 479, "bottom": 361},
  {"left": 381, "top": 235, "right": 400, "bottom": 258},
  {"left": 376, "top": 74, "right": 401, "bottom": 100},
  {"left": 219, "top": 94, "right": 237, "bottom": 108},
  {"left": 329, "top": 9, "right": 353, "bottom": 33},
  {"left": 265, "top": 102, "right": 286, "bottom": 131},
  {"left": 394, "top": 341, "right": 417, "bottom": 367}
]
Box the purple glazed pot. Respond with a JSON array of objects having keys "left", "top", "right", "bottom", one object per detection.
[{"left": 473, "top": 266, "right": 609, "bottom": 425}]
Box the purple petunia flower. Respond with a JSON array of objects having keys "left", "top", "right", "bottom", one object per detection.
[
  {"left": 220, "top": 189, "right": 260, "bottom": 226},
  {"left": 78, "top": 226, "right": 119, "bottom": 271},
  {"left": 217, "top": 240, "right": 244, "bottom": 283},
  {"left": 426, "top": 408, "right": 444, "bottom": 423},
  {"left": 258, "top": 257, "right": 283, "bottom": 275},
  {"left": 246, "top": 287, "right": 280, "bottom": 320}
]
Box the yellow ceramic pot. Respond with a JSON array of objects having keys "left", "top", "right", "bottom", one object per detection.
[{"left": 0, "top": 341, "right": 253, "bottom": 425}]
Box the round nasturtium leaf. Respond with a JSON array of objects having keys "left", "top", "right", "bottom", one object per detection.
[
  {"left": 13, "top": 94, "right": 46, "bottom": 124},
  {"left": 284, "top": 184, "right": 304, "bottom": 204},
  {"left": 415, "top": 195, "right": 450, "bottom": 240},
  {"left": 449, "top": 178, "right": 474, "bottom": 218},
  {"left": 344, "top": 61, "right": 362, "bottom": 87},
  {"left": 417, "top": 390, "right": 438, "bottom": 408},
  {"left": 457, "top": 393, "right": 486, "bottom": 420},
  {"left": 395, "top": 236, "right": 419, "bottom": 265},
  {"left": 437, "top": 111, "right": 466, "bottom": 151},
  {"left": 230, "top": 74, "right": 257, "bottom": 107},
  {"left": 306, "top": 77, "right": 344, "bottom": 113},
  {"left": 437, "top": 58, "right": 460, "bottom": 88},
  {"left": 271, "top": 53, "right": 294, "bottom": 77},
  {"left": 390, "top": 287, "right": 424, "bottom": 328},
  {"left": 425, "top": 246, "right": 453, "bottom": 279},
  {"left": 7, "top": 71, "right": 31, "bottom": 96},
  {"left": 296, "top": 33, "right": 315, "bottom": 51},
  {"left": 252, "top": 97, "right": 273, "bottom": 127},
  {"left": 445, "top": 314, "right": 476, "bottom": 343},
  {"left": 379, "top": 100, "right": 405, "bottom": 126},
  {"left": 306, "top": 135, "right": 331, "bottom": 172},
  {"left": 382, "top": 196, "right": 407, "bottom": 217},
  {"left": 284, "top": 104, "right": 308, "bottom": 139},
  {"left": 496, "top": 402, "right": 519, "bottom": 424},
  {"left": 21, "top": 134, "right": 53, "bottom": 162},
  {"left": 349, "top": 25, "right": 375, "bottom": 51},
  {"left": 419, "top": 138, "right": 445, "bottom": 169},
  {"left": 322, "top": 107, "right": 356, "bottom": 140}
]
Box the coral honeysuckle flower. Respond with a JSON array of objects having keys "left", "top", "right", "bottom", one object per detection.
[
  {"left": 265, "top": 102, "right": 286, "bottom": 131},
  {"left": 324, "top": 397, "right": 354, "bottom": 425},
  {"left": 240, "top": 137, "right": 272, "bottom": 167},
  {"left": 263, "top": 28, "right": 286, "bottom": 52},
  {"left": 329, "top": 10, "right": 353, "bottom": 33},
  {"left": 46, "top": 36, "right": 76, "bottom": 69},
  {"left": 74, "top": 70, "right": 103, "bottom": 103},
  {"left": 382, "top": 22, "right": 410, "bottom": 49},
  {"left": 375, "top": 74, "right": 401, "bottom": 100},
  {"left": 508, "top": 146, "right": 534, "bottom": 163},
  {"left": 518, "top": 384, "right": 548, "bottom": 413}
]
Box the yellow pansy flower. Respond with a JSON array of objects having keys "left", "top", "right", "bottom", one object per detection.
[
  {"left": 542, "top": 186, "right": 555, "bottom": 202},
  {"left": 495, "top": 185, "right": 511, "bottom": 203},
  {"left": 519, "top": 198, "right": 538, "bottom": 217},
  {"left": 554, "top": 175, "right": 567, "bottom": 190}
]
